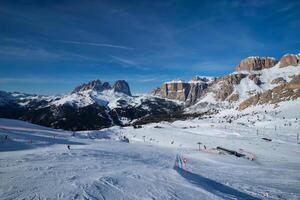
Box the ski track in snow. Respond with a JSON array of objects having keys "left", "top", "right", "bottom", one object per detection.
[{"left": 0, "top": 115, "right": 300, "bottom": 200}]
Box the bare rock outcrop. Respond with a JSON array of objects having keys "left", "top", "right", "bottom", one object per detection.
[
  {"left": 72, "top": 80, "right": 111, "bottom": 94},
  {"left": 214, "top": 73, "right": 246, "bottom": 101},
  {"left": 279, "top": 54, "right": 300, "bottom": 68},
  {"left": 239, "top": 74, "right": 300, "bottom": 110},
  {"left": 72, "top": 79, "right": 132, "bottom": 96},
  {"left": 157, "top": 53, "right": 299, "bottom": 106},
  {"left": 248, "top": 74, "right": 262, "bottom": 85},
  {"left": 191, "top": 76, "right": 213, "bottom": 83},
  {"left": 236, "top": 57, "right": 277, "bottom": 72},
  {"left": 228, "top": 94, "right": 239, "bottom": 102},
  {"left": 271, "top": 77, "right": 286, "bottom": 85},
  {"left": 160, "top": 77, "right": 211, "bottom": 103},
  {"left": 151, "top": 87, "right": 162, "bottom": 96},
  {"left": 288, "top": 74, "right": 300, "bottom": 89},
  {"left": 186, "top": 82, "right": 208, "bottom": 104},
  {"left": 161, "top": 81, "right": 190, "bottom": 101},
  {"left": 113, "top": 80, "right": 132, "bottom": 96}
]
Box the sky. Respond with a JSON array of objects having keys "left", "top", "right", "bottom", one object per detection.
[{"left": 0, "top": 0, "right": 299, "bottom": 95}]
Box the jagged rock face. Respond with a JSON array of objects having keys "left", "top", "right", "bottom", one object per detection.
[
  {"left": 248, "top": 74, "right": 262, "bottom": 85},
  {"left": 161, "top": 81, "right": 190, "bottom": 101},
  {"left": 72, "top": 80, "right": 111, "bottom": 93},
  {"left": 228, "top": 94, "right": 239, "bottom": 102},
  {"left": 236, "top": 57, "right": 277, "bottom": 71},
  {"left": 159, "top": 73, "right": 247, "bottom": 103},
  {"left": 113, "top": 80, "right": 132, "bottom": 96},
  {"left": 191, "top": 76, "right": 211, "bottom": 82},
  {"left": 271, "top": 77, "right": 286, "bottom": 85},
  {"left": 161, "top": 77, "right": 211, "bottom": 102},
  {"left": 218, "top": 73, "right": 246, "bottom": 85},
  {"left": 214, "top": 74, "right": 246, "bottom": 101},
  {"left": 151, "top": 87, "right": 162, "bottom": 96},
  {"left": 186, "top": 82, "right": 208, "bottom": 104},
  {"left": 288, "top": 74, "right": 300, "bottom": 89},
  {"left": 279, "top": 54, "right": 300, "bottom": 68}
]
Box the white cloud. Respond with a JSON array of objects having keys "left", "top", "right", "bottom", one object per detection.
[
  {"left": 0, "top": 45, "right": 104, "bottom": 61},
  {"left": 0, "top": 77, "right": 76, "bottom": 84},
  {"left": 110, "top": 56, "right": 149, "bottom": 70},
  {"left": 59, "top": 40, "right": 135, "bottom": 50}
]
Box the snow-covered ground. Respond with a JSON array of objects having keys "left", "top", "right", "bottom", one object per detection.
[
  {"left": 0, "top": 112, "right": 300, "bottom": 199},
  {"left": 233, "top": 63, "right": 300, "bottom": 102}
]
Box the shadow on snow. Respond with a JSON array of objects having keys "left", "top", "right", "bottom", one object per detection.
[{"left": 174, "top": 166, "right": 261, "bottom": 200}]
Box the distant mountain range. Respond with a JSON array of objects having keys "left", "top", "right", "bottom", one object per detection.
[
  {"left": 153, "top": 53, "right": 300, "bottom": 112},
  {"left": 0, "top": 79, "right": 183, "bottom": 130},
  {"left": 1, "top": 53, "right": 299, "bottom": 130}
]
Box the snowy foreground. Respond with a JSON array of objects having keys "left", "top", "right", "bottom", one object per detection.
[{"left": 1, "top": 108, "right": 300, "bottom": 199}]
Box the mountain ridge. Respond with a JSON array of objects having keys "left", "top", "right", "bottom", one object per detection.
[
  {"left": 0, "top": 53, "right": 299, "bottom": 131},
  {"left": 156, "top": 53, "right": 300, "bottom": 111}
]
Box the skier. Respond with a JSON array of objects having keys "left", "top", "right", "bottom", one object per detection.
[{"left": 67, "top": 145, "right": 71, "bottom": 150}]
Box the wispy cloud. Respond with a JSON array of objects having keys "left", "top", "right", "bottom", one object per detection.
[
  {"left": 110, "top": 55, "right": 149, "bottom": 70},
  {"left": 0, "top": 46, "right": 60, "bottom": 60},
  {"left": 126, "top": 75, "right": 164, "bottom": 83},
  {"left": 0, "top": 45, "right": 104, "bottom": 61},
  {"left": 110, "top": 56, "right": 138, "bottom": 65},
  {"left": 79, "top": 74, "right": 170, "bottom": 84},
  {"left": 58, "top": 40, "right": 135, "bottom": 50},
  {"left": 277, "top": 3, "right": 296, "bottom": 13},
  {"left": 0, "top": 77, "right": 76, "bottom": 84}
]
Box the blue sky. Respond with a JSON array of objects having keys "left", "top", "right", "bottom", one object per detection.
[{"left": 0, "top": 0, "right": 299, "bottom": 94}]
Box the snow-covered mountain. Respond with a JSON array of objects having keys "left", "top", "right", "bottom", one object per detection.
[
  {"left": 1, "top": 54, "right": 300, "bottom": 200},
  {"left": 0, "top": 80, "right": 182, "bottom": 130},
  {"left": 157, "top": 53, "right": 300, "bottom": 115},
  {"left": 1, "top": 53, "right": 299, "bottom": 131}
]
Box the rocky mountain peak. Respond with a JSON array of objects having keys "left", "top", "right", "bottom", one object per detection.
[
  {"left": 190, "top": 76, "right": 215, "bottom": 85},
  {"left": 71, "top": 79, "right": 111, "bottom": 94},
  {"left": 236, "top": 56, "right": 277, "bottom": 72},
  {"left": 191, "top": 76, "right": 207, "bottom": 82},
  {"left": 279, "top": 54, "right": 300, "bottom": 68},
  {"left": 113, "top": 80, "right": 132, "bottom": 96},
  {"left": 150, "top": 87, "right": 162, "bottom": 96},
  {"left": 191, "top": 76, "right": 203, "bottom": 82}
]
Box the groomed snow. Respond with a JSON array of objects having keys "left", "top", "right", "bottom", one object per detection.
[{"left": 1, "top": 107, "right": 300, "bottom": 200}]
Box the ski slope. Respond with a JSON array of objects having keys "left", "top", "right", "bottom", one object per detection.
[{"left": 0, "top": 117, "right": 299, "bottom": 200}]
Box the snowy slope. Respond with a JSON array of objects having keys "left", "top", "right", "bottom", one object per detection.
[
  {"left": 51, "top": 90, "right": 168, "bottom": 110},
  {"left": 1, "top": 116, "right": 299, "bottom": 199},
  {"left": 233, "top": 63, "right": 300, "bottom": 101},
  {"left": 50, "top": 89, "right": 141, "bottom": 109},
  {"left": 185, "top": 63, "right": 300, "bottom": 115}
]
